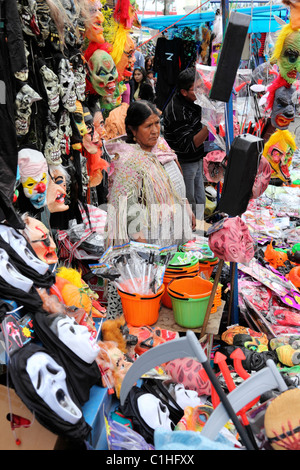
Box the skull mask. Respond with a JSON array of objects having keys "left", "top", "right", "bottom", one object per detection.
[
  {"left": 72, "top": 54, "right": 86, "bottom": 101},
  {"left": 44, "top": 112, "right": 62, "bottom": 165},
  {"left": 58, "top": 58, "right": 77, "bottom": 112},
  {"left": 15, "top": 84, "right": 42, "bottom": 136},
  {"left": 39, "top": 65, "right": 60, "bottom": 113},
  {"left": 88, "top": 49, "right": 118, "bottom": 97},
  {"left": 58, "top": 110, "right": 72, "bottom": 156},
  {"left": 26, "top": 351, "right": 82, "bottom": 424}
]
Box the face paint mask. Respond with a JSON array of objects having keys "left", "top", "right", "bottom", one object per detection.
[
  {"left": 18, "top": 148, "right": 48, "bottom": 209},
  {"left": 49, "top": 314, "right": 100, "bottom": 363},
  {"left": 88, "top": 49, "right": 118, "bottom": 97},
  {"left": 26, "top": 351, "right": 82, "bottom": 424},
  {"left": 271, "top": 85, "right": 295, "bottom": 130}
]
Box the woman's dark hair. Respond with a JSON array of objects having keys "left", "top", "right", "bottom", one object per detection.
[
  {"left": 125, "top": 100, "right": 160, "bottom": 143},
  {"left": 177, "top": 67, "right": 196, "bottom": 91}
]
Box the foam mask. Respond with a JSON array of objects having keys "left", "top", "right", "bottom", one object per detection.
[
  {"left": 115, "top": 35, "right": 135, "bottom": 81},
  {"left": 18, "top": 148, "right": 48, "bottom": 209},
  {"left": 88, "top": 49, "right": 118, "bottom": 97},
  {"left": 47, "top": 166, "right": 69, "bottom": 213},
  {"left": 271, "top": 85, "right": 295, "bottom": 130}
]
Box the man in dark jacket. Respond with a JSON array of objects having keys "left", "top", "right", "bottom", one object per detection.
[{"left": 163, "top": 68, "right": 208, "bottom": 218}]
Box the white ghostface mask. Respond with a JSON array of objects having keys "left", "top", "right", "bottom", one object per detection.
[
  {"left": 0, "top": 225, "right": 49, "bottom": 275},
  {"left": 171, "top": 384, "right": 201, "bottom": 409},
  {"left": 26, "top": 352, "right": 82, "bottom": 424},
  {"left": 51, "top": 315, "right": 100, "bottom": 363},
  {"left": 0, "top": 248, "right": 33, "bottom": 292},
  {"left": 137, "top": 394, "right": 173, "bottom": 431}
]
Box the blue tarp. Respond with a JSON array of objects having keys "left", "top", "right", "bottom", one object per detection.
[{"left": 140, "top": 5, "right": 289, "bottom": 33}]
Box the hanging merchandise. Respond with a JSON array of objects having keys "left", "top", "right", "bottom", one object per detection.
[{"left": 262, "top": 129, "right": 296, "bottom": 184}]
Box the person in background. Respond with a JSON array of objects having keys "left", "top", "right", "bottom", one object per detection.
[
  {"left": 146, "top": 70, "right": 156, "bottom": 95},
  {"left": 145, "top": 55, "right": 154, "bottom": 73},
  {"left": 163, "top": 67, "right": 209, "bottom": 219},
  {"left": 130, "top": 67, "right": 155, "bottom": 103},
  {"left": 133, "top": 38, "right": 145, "bottom": 68}
]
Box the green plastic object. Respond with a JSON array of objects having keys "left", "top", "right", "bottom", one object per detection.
[
  {"left": 170, "top": 293, "right": 211, "bottom": 328},
  {"left": 292, "top": 243, "right": 300, "bottom": 254},
  {"left": 167, "top": 252, "right": 198, "bottom": 268}
]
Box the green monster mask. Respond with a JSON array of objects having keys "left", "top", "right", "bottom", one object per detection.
[
  {"left": 278, "top": 29, "right": 300, "bottom": 84},
  {"left": 88, "top": 49, "right": 118, "bottom": 97}
]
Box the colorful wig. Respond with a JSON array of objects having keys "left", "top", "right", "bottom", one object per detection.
[{"left": 270, "top": 23, "right": 294, "bottom": 64}]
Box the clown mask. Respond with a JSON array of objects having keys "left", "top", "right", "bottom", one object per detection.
[
  {"left": 18, "top": 148, "right": 48, "bottom": 209},
  {"left": 271, "top": 85, "right": 295, "bottom": 130},
  {"left": 263, "top": 129, "right": 296, "bottom": 183},
  {"left": 88, "top": 49, "right": 118, "bottom": 97},
  {"left": 84, "top": 0, "right": 104, "bottom": 44},
  {"left": 23, "top": 216, "right": 58, "bottom": 265}
]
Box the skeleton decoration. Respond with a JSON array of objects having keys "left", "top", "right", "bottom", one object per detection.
[
  {"left": 58, "top": 58, "right": 77, "bottom": 112},
  {"left": 72, "top": 54, "right": 87, "bottom": 101},
  {"left": 44, "top": 112, "right": 62, "bottom": 165},
  {"left": 39, "top": 65, "right": 60, "bottom": 114},
  {"left": 15, "top": 84, "right": 42, "bottom": 136}
]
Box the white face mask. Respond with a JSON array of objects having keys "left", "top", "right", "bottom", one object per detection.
[
  {"left": 53, "top": 315, "right": 100, "bottom": 363},
  {"left": 26, "top": 352, "right": 82, "bottom": 424},
  {"left": 0, "top": 248, "right": 33, "bottom": 292},
  {"left": 137, "top": 394, "right": 174, "bottom": 431}
]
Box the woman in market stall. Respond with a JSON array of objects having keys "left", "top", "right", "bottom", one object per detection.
[
  {"left": 130, "top": 67, "right": 155, "bottom": 103},
  {"left": 105, "top": 100, "right": 195, "bottom": 247}
]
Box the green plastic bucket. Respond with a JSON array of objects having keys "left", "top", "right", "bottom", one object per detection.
[{"left": 169, "top": 293, "right": 211, "bottom": 328}]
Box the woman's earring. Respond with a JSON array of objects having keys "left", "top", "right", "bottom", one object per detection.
[{"left": 133, "top": 136, "right": 136, "bottom": 141}]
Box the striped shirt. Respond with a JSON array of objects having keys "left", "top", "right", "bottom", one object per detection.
[{"left": 163, "top": 92, "right": 206, "bottom": 164}]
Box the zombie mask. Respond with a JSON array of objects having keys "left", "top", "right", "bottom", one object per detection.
[
  {"left": 271, "top": 85, "right": 295, "bottom": 130},
  {"left": 24, "top": 216, "right": 58, "bottom": 265},
  {"left": 18, "top": 0, "right": 40, "bottom": 37},
  {"left": 18, "top": 148, "right": 48, "bottom": 209},
  {"left": 84, "top": 0, "right": 105, "bottom": 44},
  {"left": 263, "top": 129, "right": 296, "bottom": 183},
  {"left": 58, "top": 58, "right": 77, "bottom": 112},
  {"left": 277, "top": 27, "right": 300, "bottom": 84},
  {"left": 61, "top": 0, "right": 79, "bottom": 47},
  {"left": 36, "top": 0, "right": 51, "bottom": 43},
  {"left": 26, "top": 351, "right": 82, "bottom": 424},
  {"left": 88, "top": 49, "right": 118, "bottom": 97},
  {"left": 47, "top": 165, "right": 69, "bottom": 213},
  {"left": 39, "top": 65, "right": 60, "bottom": 113},
  {"left": 15, "top": 84, "right": 42, "bottom": 136}
]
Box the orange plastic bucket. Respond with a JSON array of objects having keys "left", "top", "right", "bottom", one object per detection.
[
  {"left": 167, "top": 276, "right": 213, "bottom": 299},
  {"left": 117, "top": 284, "right": 165, "bottom": 326},
  {"left": 198, "top": 257, "right": 219, "bottom": 279},
  {"left": 162, "top": 268, "right": 199, "bottom": 308}
]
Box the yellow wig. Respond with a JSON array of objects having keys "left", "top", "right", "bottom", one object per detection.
[
  {"left": 270, "top": 23, "right": 294, "bottom": 64},
  {"left": 263, "top": 129, "right": 296, "bottom": 157},
  {"left": 110, "top": 22, "right": 128, "bottom": 66}
]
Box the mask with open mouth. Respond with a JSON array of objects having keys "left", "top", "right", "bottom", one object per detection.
[
  {"left": 87, "top": 48, "right": 118, "bottom": 97},
  {"left": 271, "top": 84, "right": 296, "bottom": 130},
  {"left": 47, "top": 165, "right": 69, "bottom": 213},
  {"left": 84, "top": 0, "right": 105, "bottom": 44},
  {"left": 263, "top": 129, "right": 296, "bottom": 183},
  {"left": 23, "top": 216, "right": 58, "bottom": 265}
]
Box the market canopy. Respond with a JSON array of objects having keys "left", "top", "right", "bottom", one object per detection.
[{"left": 140, "top": 5, "right": 289, "bottom": 34}]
